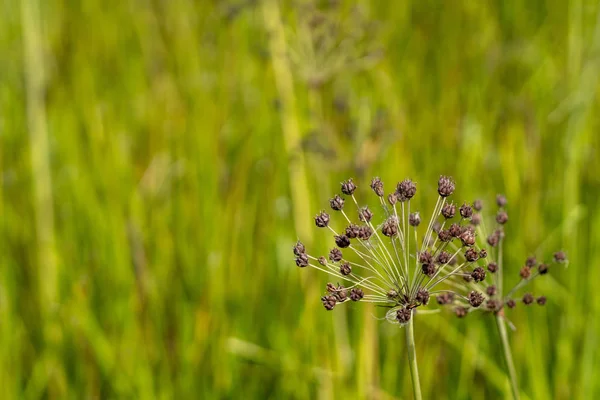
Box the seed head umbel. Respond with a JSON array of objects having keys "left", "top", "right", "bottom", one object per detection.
[
  {"left": 339, "top": 262, "right": 352, "bottom": 275},
  {"left": 396, "top": 179, "right": 417, "bottom": 201},
  {"left": 416, "top": 288, "right": 430, "bottom": 305},
  {"left": 471, "top": 267, "right": 486, "bottom": 282},
  {"left": 350, "top": 288, "right": 364, "bottom": 301},
  {"left": 329, "top": 248, "right": 343, "bottom": 262},
  {"left": 396, "top": 308, "right": 412, "bottom": 324},
  {"left": 465, "top": 248, "right": 479, "bottom": 262},
  {"left": 358, "top": 206, "right": 373, "bottom": 222},
  {"left": 438, "top": 176, "right": 455, "bottom": 197}
]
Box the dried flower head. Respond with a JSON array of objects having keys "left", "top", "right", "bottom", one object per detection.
[
  {"left": 370, "top": 177, "right": 384, "bottom": 197},
  {"left": 409, "top": 212, "right": 421, "bottom": 227},
  {"left": 341, "top": 179, "right": 357, "bottom": 195},
  {"left": 438, "top": 176, "right": 455, "bottom": 197},
  {"left": 460, "top": 203, "right": 473, "bottom": 219},
  {"left": 330, "top": 195, "right": 345, "bottom": 211}
]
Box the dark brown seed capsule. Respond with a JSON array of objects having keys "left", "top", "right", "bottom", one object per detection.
[
  {"left": 382, "top": 217, "right": 399, "bottom": 237},
  {"left": 460, "top": 228, "right": 476, "bottom": 247},
  {"left": 359, "top": 206, "right": 373, "bottom": 223},
  {"left": 465, "top": 248, "right": 479, "bottom": 262},
  {"left": 455, "top": 307, "right": 468, "bottom": 318},
  {"left": 387, "top": 192, "right": 398, "bottom": 205},
  {"left": 486, "top": 299, "right": 500, "bottom": 311},
  {"left": 341, "top": 179, "right": 357, "bottom": 195},
  {"left": 296, "top": 253, "right": 309, "bottom": 267},
  {"left": 496, "top": 210, "right": 508, "bottom": 224},
  {"left": 520, "top": 266, "right": 531, "bottom": 279},
  {"left": 315, "top": 211, "right": 330, "bottom": 228},
  {"left": 330, "top": 195, "right": 345, "bottom": 211},
  {"left": 409, "top": 212, "right": 421, "bottom": 227},
  {"left": 436, "top": 292, "right": 455, "bottom": 305},
  {"left": 335, "top": 235, "right": 351, "bottom": 248},
  {"left": 506, "top": 299, "right": 516, "bottom": 308},
  {"left": 473, "top": 199, "right": 483, "bottom": 211},
  {"left": 479, "top": 249, "right": 487, "bottom": 258},
  {"left": 537, "top": 296, "right": 547, "bottom": 305},
  {"left": 496, "top": 194, "right": 507, "bottom": 207},
  {"left": 419, "top": 251, "right": 433, "bottom": 265},
  {"left": 396, "top": 179, "right": 417, "bottom": 201},
  {"left": 460, "top": 203, "right": 473, "bottom": 219},
  {"left": 438, "top": 176, "right": 455, "bottom": 197},
  {"left": 370, "top": 177, "right": 384, "bottom": 197},
  {"left": 487, "top": 232, "right": 499, "bottom": 247},
  {"left": 526, "top": 256, "right": 537, "bottom": 267},
  {"left": 471, "top": 213, "right": 482, "bottom": 226},
  {"left": 471, "top": 267, "right": 486, "bottom": 282},
  {"left": 318, "top": 256, "right": 327, "bottom": 266},
  {"left": 437, "top": 251, "right": 451, "bottom": 265},
  {"left": 416, "top": 288, "right": 430, "bottom": 305},
  {"left": 326, "top": 282, "right": 337, "bottom": 293},
  {"left": 345, "top": 224, "right": 360, "bottom": 239},
  {"left": 396, "top": 307, "right": 412, "bottom": 323},
  {"left": 322, "top": 295, "right": 337, "bottom": 310},
  {"left": 487, "top": 262, "right": 498, "bottom": 273},
  {"left": 422, "top": 263, "right": 436, "bottom": 277},
  {"left": 339, "top": 262, "right": 352, "bottom": 276},
  {"left": 350, "top": 288, "right": 364, "bottom": 301},
  {"left": 329, "top": 248, "right": 343, "bottom": 262},
  {"left": 538, "top": 263, "right": 549, "bottom": 275},
  {"left": 293, "top": 240, "right": 306, "bottom": 256},
  {"left": 553, "top": 251, "right": 567, "bottom": 263},
  {"left": 442, "top": 203, "right": 456, "bottom": 219},
  {"left": 437, "top": 229, "right": 452, "bottom": 242},
  {"left": 486, "top": 285, "right": 497, "bottom": 296},
  {"left": 357, "top": 225, "right": 373, "bottom": 240},
  {"left": 522, "top": 293, "right": 534, "bottom": 305},
  {"left": 449, "top": 223, "right": 462, "bottom": 237},
  {"left": 468, "top": 291, "right": 485, "bottom": 307}
]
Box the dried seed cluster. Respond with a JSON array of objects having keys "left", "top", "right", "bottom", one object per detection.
[{"left": 293, "top": 177, "right": 567, "bottom": 325}]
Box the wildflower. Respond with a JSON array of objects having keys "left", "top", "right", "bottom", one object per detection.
[
  {"left": 397, "top": 308, "right": 412, "bottom": 323},
  {"left": 438, "top": 176, "right": 455, "bottom": 197},
  {"left": 441, "top": 203, "right": 456, "bottom": 219},
  {"left": 315, "top": 211, "right": 330, "bottom": 227},
  {"left": 334, "top": 235, "right": 351, "bottom": 248},
  {"left": 471, "top": 267, "right": 486, "bottom": 282},
  {"left": 339, "top": 262, "right": 352, "bottom": 276},
  {"left": 460, "top": 203, "right": 473, "bottom": 219},
  {"left": 329, "top": 248, "right": 343, "bottom": 262},
  {"left": 468, "top": 291, "right": 485, "bottom": 307},
  {"left": 370, "top": 177, "right": 384, "bottom": 197}
]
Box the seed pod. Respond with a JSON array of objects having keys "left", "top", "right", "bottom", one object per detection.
[
  {"left": 335, "top": 235, "right": 351, "bottom": 248},
  {"left": 438, "top": 229, "right": 452, "bottom": 242},
  {"left": 370, "top": 177, "right": 385, "bottom": 196},
  {"left": 520, "top": 266, "right": 531, "bottom": 279},
  {"left": 468, "top": 291, "right": 485, "bottom": 307},
  {"left": 473, "top": 199, "right": 483, "bottom": 211},
  {"left": 296, "top": 253, "right": 309, "bottom": 267},
  {"left": 538, "top": 263, "right": 549, "bottom": 275},
  {"left": 357, "top": 225, "right": 373, "bottom": 240},
  {"left": 455, "top": 307, "right": 468, "bottom": 318},
  {"left": 345, "top": 224, "right": 360, "bottom": 239},
  {"left": 341, "top": 179, "right": 357, "bottom": 195},
  {"left": 318, "top": 256, "right": 327, "bottom": 266},
  {"left": 487, "top": 262, "right": 498, "bottom": 273},
  {"left": 441, "top": 203, "right": 456, "bottom": 219},
  {"left": 436, "top": 292, "right": 455, "bottom": 305},
  {"left": 350, "top": 288, "right": 364, "bottom": 301},
  {"left": 553, "top": 251, "right": 567, "bottom": 263},
  {"left": 437, "top": 251, "right": 451, "bottom": 265},
  {"left": 537, "top": 296, "right": 547, "bottom": 306},
  {"left": 339, "top": 262, "right": 352, "bottom": 276},
  {"left": 396, "top": 308, "right": 412, "bottom": 323},
  {"left": 396, "top": 179, "right": 417, "bottom": 201},
  {"left": 506, "top": 299, "right": 516, "bottom": 308},
  {"left": 522, "top": 293, "right": 534, "bottom": 305},
  {"left": 486, "top": 285, "right": 497, "bottom": 296},
  {"left": 460, "top": 203, "right": 473, "bottom": 219},
  {"left": 471, "top": 267, "right": 486, "bottom": 282},
  {"left": 438, "top": 176, "right": 455, "bottom": 197},
  {"left": 329, "top": 195, "right": 345, "bottom": 211},
  {"left": 496, "top": 210, "right": 508, "bottom": 224},
  {"left": 293, "top": 240, "right": 306, "bottom": 256},
  {"left": 358, "top": 206, "right": 373, "bottom": 223},
  {"left": 315, "top": 211, "right": 330, "bottom": 228},
  {"left": 416, "top": 288, "right": 430, "bottom": 305},
  {"left": 329, "top": 248, "right": 343, "bottom": 262},
  {"left": 382, "top": 217, "right": 398, "bottom": 237},
  {"left": 465, "top": 248, "right": 479, "bottom": 262},
  {"left": 496, "top": 194, "right": 507, "bottom": 207},
  {"left": 409, "top": 212, "right": 421, "bottom": 227}
]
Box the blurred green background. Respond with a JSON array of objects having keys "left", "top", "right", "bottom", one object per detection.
[{"left": 1, "top": 0, "right": 599, "bottom": 398}]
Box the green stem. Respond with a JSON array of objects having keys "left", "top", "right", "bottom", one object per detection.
[
  {"left": 405, "top": 316, "right": 422, "bottom": 400},
  {"left": 496, "top": 237, "right": 520, "bottom": 400},
  {"left": 496, "top": 315, "right": 520, "bottom": 400}
]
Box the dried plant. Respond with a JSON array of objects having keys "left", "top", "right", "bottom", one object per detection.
[{"left": 293, "top": 176, "right": 566, "bottom": 399}]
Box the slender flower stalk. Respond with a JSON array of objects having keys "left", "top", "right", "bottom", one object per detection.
[{"left": 292, "top": 176, "right": 567, "bottom": 399}]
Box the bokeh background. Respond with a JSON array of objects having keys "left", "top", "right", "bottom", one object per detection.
[{"left": 2, "top": 0, "right": 599, "bottom": 398}]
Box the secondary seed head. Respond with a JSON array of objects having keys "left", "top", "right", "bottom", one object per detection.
[
  {"left": 357, "top": 225, "right": 373, "bottom": 240},
  {"left": 436, "top": 292, "right": 455, "bottom": 305},
  {"left": 471, "top": 267, "right": 486, "bottom": 282},
  {"left": 341, "top": 178, "right": 357, "bottom": 195},
  {"left": 468, "top": 291, "right": 485, "bottom": 307},
  {"left": 486, "top": 285, "right": 497, "bottom": 296},
  {"left": 455, "top": 307, "right": 468, "bottom": 318},
  {"left": 396, "top": 307, "right": 412, "bottom": 323},
  {"left": 473, "top": 199, "right": 483, "bottom": 211},
  {"left": 522, "top": 293, "right": 534, "bottom": 305},
  {"left": 506, "top": 299, "right": 516, "bottom": 308},
  {"left": 296, "top": 253, "right": 309, "bottom": 267},
  {"left": 345, "top": 224, "right": 360, "bottom": 239},
  {"left": 329, "top": 248, "right": 343, "bottom": 262},
  {"left": 460, "top": 202, "right": 473, "bottom": 219},
  {"left": 293, "top": 240, "right": 306, "bottom": 256},
  {"left": 442, "top": 203, "right": 456, "bottom": 219},
  {"left": 330, "top": 195, "right": 345, "bottom": 211},
  {"left": 487, "top": 262, "right": 498, "bottom": 273},
  {"left": 537, "top": 296, "right": 547, "bottom": 305},
  {"left": 437, "top": 251, "right": 451, "bottom": 265},
  {"left": 322, "top": 295, "right": 337, "bottom": 310},
  {"left": 553, "top": 251, "right": 567, "bottom": 263},
  {"left": 315, "top": 211, "right": 330, "bottom": 228},
  {"left": 416, "top": 288, "right": 430, "bottom": 305},
  {"left": 520, "top": 266, "right": 531, "bottom": 279},
  {"left": 335, "top": 234, "right": 351, "bottom": 248},
  {"left": 350, "top": 288, "right": 364, "bottom": 301},
  {"left": 465, "top": 248, "right": 479, "bottom": 262},
  {"left": 358, "top": 206, "right": 373, "bottom": 223},
  {"left": 396, "top": 179, "right": 417, "bottom": 201},
  {"left": 382, "top": 217, "right": 399, "bottom": 237},
  {"left": 538, "top": 263, "right": 549, "bottom": 275},
  {"left": 496, "top": 194, "right": 507, "bottom": 207},
  {"left": 339, "top": 262, "right": 352, "bottom": 276},
  {"left": 496, "top": 210, "right": 508, "bottom": 224},
  {"left": 409, "top": 212, "right": 421, "bottom": 227},
  {"left": 438, "top": 176, "right": 455, "bottom": 197},
  {"left": 370, "top": 177, "right": 384, "bottom": 197}
]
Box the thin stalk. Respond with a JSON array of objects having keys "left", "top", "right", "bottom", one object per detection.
[
  {"left": 496, "top": 237, "right": 520, "bottom": 400},
  {"left": 496, "top": 315, "right": 520, "bottom": 400},
  {"left": 405, "top": 316, "right": 422, "bottom": 400}
]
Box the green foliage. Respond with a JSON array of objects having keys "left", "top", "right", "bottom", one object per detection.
[{"left": 1, "top": 0, "right": 598, "bottom": 398}]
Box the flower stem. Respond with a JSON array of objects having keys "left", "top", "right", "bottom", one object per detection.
[
  {"left": 496, "top": 315, "right": 520, "bottom": 400},
  {"left": 405, "top": 316, "right": 422, "bottom": 400}
]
